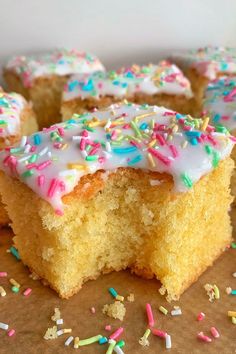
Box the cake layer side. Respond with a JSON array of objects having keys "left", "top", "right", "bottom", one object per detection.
[{"left": 0, "top": 158, "right": 233, "bottom": 300}]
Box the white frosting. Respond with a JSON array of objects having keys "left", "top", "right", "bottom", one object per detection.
[
  {"left": 63, "top": 62, "right": 193, "bottom": 101},
  {"left": 6, "top": 49, "right": 105, "bottom": 87},
  {"left": 0, "top": 91, "right": 26, "bottom": 138},
  {"left": 0, "top": 103, "right": 233, "bottom": 215},
  {"left": 171, "top": 46, "right": 236, "bottom": 80},
  {"left": 203, "top": 77, "right": 236, "bottom": 131}
]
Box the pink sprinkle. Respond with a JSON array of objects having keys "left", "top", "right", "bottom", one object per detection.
[
  {"left": 26, "top": 163, "right": 36, "bottom": 170},
  {"left": 109, "top": 327, "right": 124, "bottom": 340},
  {"left": 98, "top": 82, "right": 103, "bottom": 89},
  {"left": 130, "top": 140, "right": 141, "bottom": 148},
  {"left": 210, "top": 327, "right": 220, "bottom": 338},
  {"left": 37, "top": 160, "right": 51, "bottom": 170},
  {"left": 37, "top": 175, "right": 45, "bottom": 187},
  {"left": 156, "top": 133, "right": 166, "bottom": 146},
  {"left": 47, "top": 178, "right": 59, "bottom": 198},
  {"left": 58, "top": 127, "right": 65, "bottom": 136},
  {"left": 55, "top": 209, "right": 64, "bottom": 216},
  {"left": 80, "top": 138, "right": 86, "bottom": 150},
  {"left": 230, "top": 136, "right": 236, "bottom": 143},
  {"left": 222, "top": 115, "right": 230, "bottom": 120},
  {"left": 207, "top": 135, "right": 217, "bottom": 146},
  {"left": 122, "top": 124, "right": 130, "bottom": 129},
  {"left": 105, "top": 325, "right": 111, "bottom": 331},
  {"left": 23, "top": 288, "right": 32, "bottom": 296},
  {"left": 7, "top": 329, "right": 15, "bottom": 337},
  {"left": 30, "top": 146, "right": 37, "bottom": 152},
  {"left": 163, "top": 111, "right": 175, "bottom": 116},
  {"left": 90, "top": 307, "right": 96, "bottom": 314},
  {"left": 223, "top": 87, "right": 236, "bottom": 101},
  {"left": 98, "top": 156, "right": 105, "bottom": 163},
  {"left": 148, "top": 148, "right": 171, "bottom": 166},
  {"left": 197, "top": 332, "right": 212, "bottom": 343},
  {"left": 0, "top": 272, "right": 7, "bottom": 277},
  {"left": 146, "top": 303, "right": 155, "bottom": 327},
  {"left": 169, "top": 144, "right": 179, "bottom": 158},
  {"left": 152, "top": 329, "right": 167, "bottom": 338},
  {"left": 111, "top": 130, "right": 118, "bottom": 140},
  {"left": 197, "top": 312, "right": 205, "bottom": 321},
  {"left": 89, "top": 146, "right": 99, "bottom": 156},
  {"left": 81, "top": 130, "right": 88, "bottom": 137}
]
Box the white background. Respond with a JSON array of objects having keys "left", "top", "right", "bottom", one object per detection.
[{"left": 1, "top": 0, "right": 236, "bottom": 73}]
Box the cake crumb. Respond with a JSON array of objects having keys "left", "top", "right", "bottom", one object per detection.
[
  {"left": 204, "top": 284, "right": 219, "bottom": 302},
  {"left": 51, "top": 308, "right": 61, "bottom": 322},
  {"left": 139, "top": 336, "right": 150, "bottom": 347},
  {"left": 103, "top": 301, "right": 126, "bottom": 321},
  {"left": 159, "top": 285, "right": 166, "bottom": 296},
  {"left": 44, "top": 326, "right": 58, "bottom": 340},
  {"left": 127, "top": 293, "right": 135, "bottom": 302},
  {"left": 29, "top": 271, "right": 40, "bottom": 280},
  {"left": 226, "top": 287, "right": 232, "bottom": 295}
]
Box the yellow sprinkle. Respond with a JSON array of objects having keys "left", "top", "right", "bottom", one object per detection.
[
  {"left": 182, "top": 140, "right": 188, "bottom": 148},
  {"left": 87, "top": 120, "right": 106, "bottom": 127},
  {"left": 172, "top": 125, "right": 179, "bottom": 133},
  {"left": 116, "top": 295, "right": 124, "bottom": 301},
  {"left": 213, "top": 285, "right": 220, "bottom": 299},
  {"left": 61, "top": 143, "right": 68, "bottom": 150},
  {"left": 68, "top": 163, "right": 86, "bottom": 171},
  {"left": 0, "top": 286, "right": 6, "bottom": 297},
  {"left": 74, "top": 337, "right": 80, "bottom": 348},
  {"left": 201, "top": 117, "right": 209, "bottom": 131},
  {"left": 135, "top": 112, "right": 157, "bottom": 121},
  {"left": 9, "top": 278, "right": 20, "bottom": 288},
  {"left": 228, "top": 311, "right": 236, "bottom": 317},
  {"left": 159, "top": 306, "right": 168, "bottom": 315},
  {"left": 232, "top": 317, "right": 236, "bottom": 324},
  {"left": 63, "top": 329, "right": 72, "bottom": 334},
  {"left": 148, "top": 139, "right": 156, "bottom": 147},
  {"left": 148, "top": 153, "right": 155, "bottom": 167},
  {"left": 167, "top": 134, "right": 173, "bottom": 141}
]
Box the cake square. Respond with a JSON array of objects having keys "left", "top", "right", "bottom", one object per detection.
[
  {"left": 170, "top": 46, "right": 236, "bottom": 107},
  {"left": 3, "top": 49, "right": 105, "bottom": 129},
  {"left": 0, "top": 103, "right": 233, "bottom": 301},
  {"left": 0, "top": 89, "right": 38, "bottom": 225},
  {"left": 61, "top": 61, "right": 198, "bottom": 121}
]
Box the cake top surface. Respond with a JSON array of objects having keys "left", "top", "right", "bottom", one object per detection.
[
  {"left": 203, "top": 76, "right": 236, "bottom": 132},
  {"left": 63, "top": 61, "right": 193, "bottom": 101},
  {"left": 171, "top": 46, "right": 236, "bottom": 80},
  {"left": 0, "top": 90, "right": 26, "bottom": 139},
  {"left": 0, "top": 103, "right": 233, "bottom": 214},
  {"left": 5, "top": 48, "right": 105, "bottom": 87}
]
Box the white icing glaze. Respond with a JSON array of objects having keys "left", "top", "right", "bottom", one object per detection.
[
  {"left": 6, "top": 49, "right": 105, "bottom": 87},
  {"left": 0, "top": 103, "right": 233, "bottom": 214},
  {"left": 63, "top": 61, "right": 193, "bottom": 101},
  {"left": 203, "top": 77, "right": 236, "bottom": 132},
  {"left": 0, "top": 91, "right": 26, "bottom": 138},
  {"left": 171, "top": 46, "right": 236, "bottom": 80}
]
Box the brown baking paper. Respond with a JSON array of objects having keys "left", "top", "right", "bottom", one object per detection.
[{"left": 0, "top": 209, "right": 236, "bottom": 354}]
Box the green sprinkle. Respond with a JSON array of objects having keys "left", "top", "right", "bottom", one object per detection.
[
  {"left": 205, "top": 145, "right": 212, "bottom": 154},
  {"left": 231, "top": 242, "right": 236, "bottom": 249},
  {"left": 29, "top": 154, "right": 38, "bottom": 163},
  {"left": 21, "top": 170, "right": 34, "bottom": 178},
  {"left": 130, "top": 121, "right": 142, "bottom": 137},
  {"left": 117, "top": 340, "right": 125, "bottom": 348},
  {"left": 12, "top": 286, "right": 19, "bottom": 293},
  {"left": 215, "top": 125, "right": 229, "bottom": 134},
  {"left": 85, "top": 155, "right": 98, "bottom": 161},
  {"left": 212, "top": 151, "right": 220, "bottom": 168},
  {"left": 78, "top": 335, "right": 103, "bottom": 346},
  {"left": 83, "top": 125, "right": 95, "bottom": 132},
  {"left": 10, "top": 246, "right": 20, "bottom": 260},
  {"left": 0, "top": 120, "right": 7, "bottom": 125},
  {"left": 181, "top": 173, "right": 193, "bottom": 188},
  {"left": 10, "top": 147, "right": 23, "bottom": 154}
]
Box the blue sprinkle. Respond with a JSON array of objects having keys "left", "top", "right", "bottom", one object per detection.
[
  {"left": 68, "top": 80, "right": 79, "bottom": 92},
  {"left": 33, "top": 134, "right": 41, "bottom": 145},
  {"left": 221, "top": 63, "right": 228, "bottom": 70},
  {"left": 125, "top": 71, "right": 134, "bottom": 78},
  {"left": 109, "top": 287, "right": 118, "bottom": 298},
  {"left": 81, "top": 79, "right": 94, "bottom": 91},
  {"left": 128, "top": 155, "right": 142, "bottom": 166},
  {"left": 112, "top": 80, "right": 120, "bottom": 86},
  {"left": 189, "top": 137, "right": 198, "bottom": 145},
  {"left": 121, "top": 82, "right": 128, "bottom": 88},
  {"left": 176, "top": 113, "right": 183, "bottom": 119},
  {"left": 113, "top": 146, "right": 138, "bottom": 154},
  {"left": 185, "top": 131, "right": 201, "bottom": 138},
  {"left": 213, "top": 113, "right": 221, "bottom": 123},
  {"left": 10, "top": 246, "right": 20, "bottom": 260},
  {"left": 99, "top": 337, "right": 108, "bottom": 345},
  {"left": 139, "top": 122, "right": 148, "bottom": 130}
]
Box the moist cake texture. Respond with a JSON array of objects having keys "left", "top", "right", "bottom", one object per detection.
[
  {"left": 61, "top": 61, "right": 196, "bottom": 120},
  {"left": 3, "top": 49, "right": 105, "bottom": 128},
  {"left": 0, "top": 103, "right": 234, "bottom": 300}
]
